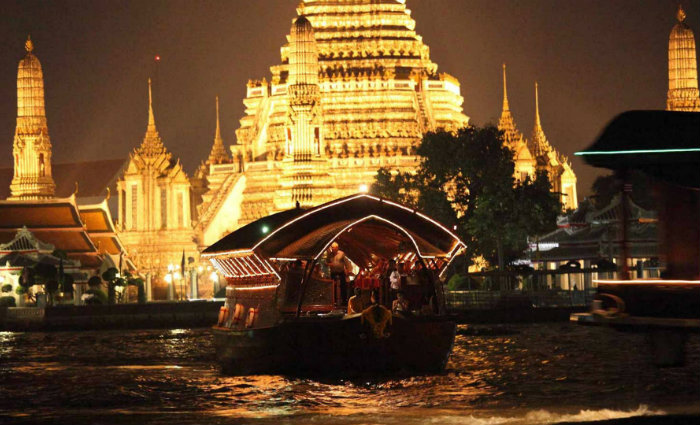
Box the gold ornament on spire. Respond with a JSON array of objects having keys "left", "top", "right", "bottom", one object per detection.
[
  {"left": 502, "top": 63, "right": 510, "bottom": 111},
  {"left": 207, "top": 95, "right": 230, "bottom": 165},
  {"left": 25, "top": 35, "right": 34, "bottom": 53},
  {"left": 677, "top": 4, "right": 686, "bottom": 22},
  {"left": 147, "top": 78, "right": 156, "bottom": 131}
]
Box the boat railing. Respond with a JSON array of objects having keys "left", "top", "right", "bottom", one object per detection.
[{"left": 444, "top": 289, "right": 596, "bottom": 311}]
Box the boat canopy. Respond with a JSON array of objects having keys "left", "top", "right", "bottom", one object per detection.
[
  {"left": 576, "top": 110, "right": 700, "bottom": 188},
  {"left": 202, "top": 194, "right": 465, "bottom": 278}
]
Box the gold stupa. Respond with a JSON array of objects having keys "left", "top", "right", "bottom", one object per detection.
[{"left": 195, "top": 0, "right": 470, "bottom": 247}]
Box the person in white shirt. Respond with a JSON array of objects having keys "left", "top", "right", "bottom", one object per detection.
[{"left": 326, "top": 242, "right": 352, "bottom": 304}]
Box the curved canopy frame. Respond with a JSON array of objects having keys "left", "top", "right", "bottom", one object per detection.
[{"left": 203, "top": 194, "right": 464, "bottom": 265}]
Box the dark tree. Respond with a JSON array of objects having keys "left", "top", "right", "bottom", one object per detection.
[
  {"left": 372, "top": 125, "right": 561, "bottom": 269},
  {"left": 591, "top": 170, "right": 654, "bottom": 210}
]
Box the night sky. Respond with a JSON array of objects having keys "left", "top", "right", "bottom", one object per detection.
[{"left": 0, "top": 0, "right": 697, "bottom": 197}]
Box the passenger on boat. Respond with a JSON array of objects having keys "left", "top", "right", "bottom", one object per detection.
[
  {"left": 392, "top": 291, "right": 410, "bottom": 315},
  {"left": 347, "top": 287, "right": 365, "bottom": 314},
  {"left": 381, "top": 259, "right": 397, "bottom": 306},
  {"left": 389, "top": 262, "right": 405, "bottom": 302},
  {"left": 370, "top": 289, "right": 379, "bottom": 306},
  {"left": 327, "top": 242, "right": 352, "bottom": 304}
]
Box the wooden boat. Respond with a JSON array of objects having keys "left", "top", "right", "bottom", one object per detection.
[{"left": 202, "top": 194, "right": 465, "bottom": 376}]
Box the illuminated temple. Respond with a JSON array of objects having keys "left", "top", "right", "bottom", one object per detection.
[
  {"left": 497, "top": 64, "right": 578, "bottom": 210},
  {"left": 195, "top": 0, "right": 470, "bottom": 247},
  {"left": 667, "top": 5, "right": 700, "bottom": 112}
]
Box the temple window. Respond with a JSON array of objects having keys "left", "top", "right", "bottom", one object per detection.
[
  {"left": 177, "top": 192, "right": 184, "bottom": 228},
  {"left": 130, "top": 185, "right": 138, "bottom": 230},
  {"left": 39, "top": 153, "right": 45, "bottom": 177},
  {"left": 160, "top": 189, "right": 168, "bottom": 229},
  {"left": 120, "top": 189, "right": 126, "bottom": 228}
]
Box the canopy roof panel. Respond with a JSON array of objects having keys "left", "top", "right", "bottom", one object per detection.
[
  {"left": 577, "top": 111, "right": 700, "bottom": 188},
  {"left": 203, "top": 194, "right": 463, "bottom": 263}
]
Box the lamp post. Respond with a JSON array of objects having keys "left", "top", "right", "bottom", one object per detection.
[{"left": 165, "top": 263, "right": 176, "bottom": 301}]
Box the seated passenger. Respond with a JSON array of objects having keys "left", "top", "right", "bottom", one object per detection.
[
  {"left": 347, "top": 287, "right": 364, "bottom": 315},
  {"left": 392, "top": 291, "right": 410, "bottom": 315}
]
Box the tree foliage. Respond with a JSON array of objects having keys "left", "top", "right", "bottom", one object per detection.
[{"left": 371, "top": 125, "right": 562, "bottom": 269}]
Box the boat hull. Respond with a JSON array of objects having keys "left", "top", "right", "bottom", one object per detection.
[{"left": 213, "top": 315, "right": 456, "bottom": 376}]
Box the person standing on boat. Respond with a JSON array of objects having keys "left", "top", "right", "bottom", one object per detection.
[{"left": 327, "top": 242, "right": 352, "bottom": 305}]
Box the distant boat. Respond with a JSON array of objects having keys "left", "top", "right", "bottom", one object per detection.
[
  {"left": 571, "top": 110, "right": 700, "bottom": 366},
  {"left": 202, "top": 194, "right": 464, "bottom": 376}
]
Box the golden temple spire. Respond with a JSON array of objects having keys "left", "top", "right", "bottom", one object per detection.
[
  {"left": 25, "top": 35, "right": 33, "bottom": 53},
  {"left": 677, "top": 4, "right": 686, "bottom": 22},
  {"left": 497, "top": 63, "right": 522, "bottom": 145},
  {"left": 134, "top": 78, "right": 168, "bottom": 158},
  {"left": 534, "top": 82, "right": 542, "bottom": 130},
  {"left": 502, "top": 63, "right": 510, "bottom": 111},
  {"left": 147, "top": 78, "right": 156, "bottom": 132},
  {"left": 207, "top": 96, "right": 230, "bottom": 165},
  {"left": 667, "top": 3, "right": 700, "bottom": 111},
  {"left": 10, "top": 36, "right": 55, "bottom": 199},
  {"left": 530, "top": 81, "right": 551, "bottom": 158}
]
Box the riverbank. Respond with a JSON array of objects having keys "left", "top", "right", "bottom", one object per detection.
[
  {"left": 0, "top": 300, "right": 223, "bottom": 331},
  {"left": 1, "top": 303, "right": 588, "bottom": 331}
]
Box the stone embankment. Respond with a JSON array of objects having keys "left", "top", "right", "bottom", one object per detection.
[{"left": 1, "top": 300, "right": 224, "bottom": 331}]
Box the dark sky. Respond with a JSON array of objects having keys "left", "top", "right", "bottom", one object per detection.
[{"left": 1, "top": 0, "right": 697, "bottom": 197}]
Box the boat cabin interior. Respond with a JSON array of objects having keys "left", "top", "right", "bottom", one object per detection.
[{"left": 202, "top": 195, "right": 465, "bottom": 330}]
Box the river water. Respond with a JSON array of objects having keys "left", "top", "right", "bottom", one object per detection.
[{"left": 0, "top": 323, "right": 698, "bottom": 424}]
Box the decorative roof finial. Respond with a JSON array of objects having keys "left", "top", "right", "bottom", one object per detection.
[
  {"left": 25, "top": 35, "right": 34, "bottom": 53},
  {"left": 147, "top": 78, "right": 155, "bottom": 130},
  {"left": 534, "top": 81, "right": 542, "bottom": 128},
  {"left": 502, "top": 63, "right": 510, "bottom": 111},
  {"left": 677, "top": 4, "right": 686, "bottom": 22},
  {"left": 215, "top": 95, "right": 221, "bottom": 140}
]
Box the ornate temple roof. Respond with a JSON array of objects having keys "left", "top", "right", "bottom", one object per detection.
[
  {"left": 498, "top": 63, "right": 525, "bottom": 146},
  {"left": 133, "top": 79, "right": 170, "bottom": 162},
  {"left": 207, "top": 96, "right": 230, "bottom": 165},
  {"left": 287, "top": 0, "right": 438, "bottom": 77},
  {"left": 667, "top": 4, "right": 700, "bottom": 112},
  {"left": 530, "top": 82, "right": 552, "bottom": 159}
]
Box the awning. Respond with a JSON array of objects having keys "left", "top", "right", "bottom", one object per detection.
[{"left": 576, "top": 110, "right": 700, "bottom": 188}]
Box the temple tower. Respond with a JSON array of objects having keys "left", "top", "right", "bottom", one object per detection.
[
  {"left": 277, "top": 15, "right": 333, "bottom": 209},
  {"left": 529, "top": 82, "right": 577, "bottom": 210},
  {"left": 117, "top": 79, "right": 196, "bottom": 296},
  {"left": 498, "top": 64, "right": 534, "bottom": 182},
  {"left": 286, "top": 16, "right": 322, "bottom": 162},
  {"left": 9, "top": 36, "right": 56, "bottom": 200},
  {"left": 667, "top": 5, "right": 700, "bottom": 112}
]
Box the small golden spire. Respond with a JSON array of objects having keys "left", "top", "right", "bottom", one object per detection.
[
  {"left": 25, "top": 35, "right": 34, "bottom": 53},
  {"left": 215, "top": 95, "right": 221, "bottom": 140},
  {"left": 677, "top": 4, "right": 686, "bottom": 22},
  {"left": 147, "top": 78, "right": 155, "bottom": 131},
  {"left": 534, "top": 81, "right": 541, "bottom": 128},
  {"left": 502, "top": 63, "right": 510, "bottom": 112}
]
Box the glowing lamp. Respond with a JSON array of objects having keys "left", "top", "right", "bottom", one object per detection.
[
  {"left": 164, "top": 274, "right": 172, "bottom": 284},
  {"left": 155, "top": 55, "right": 161, "bottom": 61},
  {"left": 358, "top": 184, "right": 368, "bottom": 193},
  {"left": 261, "top": 225, "right": 269, "bottom": 234},
  {"left": 210, "top": 272, "right": 219, "bottom": 282}
]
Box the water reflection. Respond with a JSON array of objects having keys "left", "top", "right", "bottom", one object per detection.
[{"left": 0, "top": 324, "right": 697, "bottom": 424}]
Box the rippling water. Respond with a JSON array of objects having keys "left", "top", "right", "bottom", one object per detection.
[{"left": 0, "top": 324, "right": 698, "bottom": 424}]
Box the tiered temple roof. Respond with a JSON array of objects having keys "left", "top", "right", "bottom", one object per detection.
[{"left": 199, "top": 0, "right": 469, "bottom": 244}]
